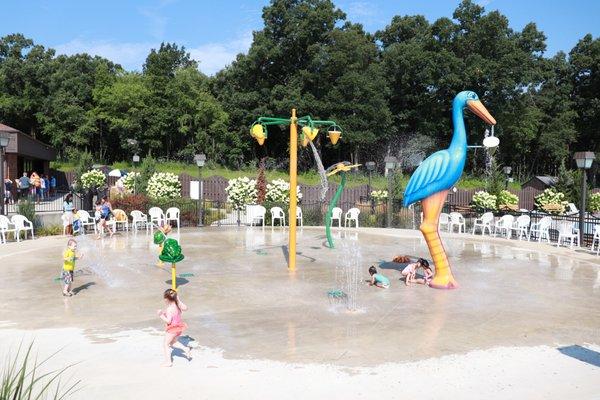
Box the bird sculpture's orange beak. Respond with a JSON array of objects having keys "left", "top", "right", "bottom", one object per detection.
[{"left": 467, "top": 100, "right": 496, "bottom": 125}]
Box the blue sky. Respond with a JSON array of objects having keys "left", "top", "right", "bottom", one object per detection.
[{"left": 2, "top": 0, "right": 598, "bottom": 75}]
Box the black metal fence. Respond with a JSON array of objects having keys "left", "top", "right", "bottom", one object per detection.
[
  {"left": 4, "top": 190, "right": 85, "bottom": 215},
  {"left": 444, "top": 204, "right": 600, "bottom": 247}
]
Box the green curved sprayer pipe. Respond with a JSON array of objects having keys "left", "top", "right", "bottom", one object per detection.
[{"left": 325, "top": 172, "right": 346, "bottom": 249}]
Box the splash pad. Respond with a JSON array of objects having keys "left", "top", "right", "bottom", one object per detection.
[{"left": 2, "top": 227, "right": 599, "bottom": 367}]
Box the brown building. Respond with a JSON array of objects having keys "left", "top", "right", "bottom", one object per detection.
[
  {"left": 522, "top": 175, "right": 558, "bottom": 191},
  {"left": 0, "top": 123, "right": 57, "bottom": 180}
]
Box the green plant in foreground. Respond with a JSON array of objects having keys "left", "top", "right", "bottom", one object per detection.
[{"left": 1, "top": 342, "right": 80, "bottom": 399}]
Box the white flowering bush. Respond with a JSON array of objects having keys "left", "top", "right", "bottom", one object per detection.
[
  {"left": 371, "top": 190, "right": 388, "bottom": 202},
  {"left": 471, "top": 191, "right": 497, "bottom": 211},
  {"left": 534, "top": 188, "right": 568, "bottom": 214},
  {"left": 589, "top": 192, "right": 600, "bottom": 213},
  {"left": 226, "top": 177, "right": 258, "bottom": 210},
  {"left": 265, "top": 179, "right": 302, "bottom": 204},
  {"left": 117, "top": 172, "right": 140, "bottom": 192},
  {"left": 146, "top": 172, "right": 181, "bottom": 199},
  {"left": 80, "top": 169, "right": 106, "bottom": 190},
  {"left": 497, "top": 190, "right": 518, "bottom": 209}
]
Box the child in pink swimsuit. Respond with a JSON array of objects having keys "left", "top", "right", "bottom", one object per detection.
[{"left": 157, "top": 289, "right": 192, "bottom": 366}]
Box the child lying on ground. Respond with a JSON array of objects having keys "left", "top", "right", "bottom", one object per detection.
[{"left": 368, "top": 266, "right": 390, "bottom": 289}]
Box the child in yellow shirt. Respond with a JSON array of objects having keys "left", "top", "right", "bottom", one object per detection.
[{"left": 62, "top": 239, "right": 83, "bottom": 296}]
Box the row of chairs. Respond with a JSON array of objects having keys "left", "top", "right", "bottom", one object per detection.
[
  {"left": 62, "top": 207, "right": 182, "bottom": 235},
  {"left": 247, "top": 206, "right": 361, "bottom": 228},
  {"left": 0, "top": 215, "right": 35, "bottom": 243},
  {"left": 463, "top": 212, "right": 598, "bottom": 250}
]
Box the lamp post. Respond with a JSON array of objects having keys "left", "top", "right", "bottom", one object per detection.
[
  {"left": 502, "top": 166, "right": 512, "bottom": 189},
  {"left": 194, "top": 153, "right": 206, "bottom": 227},
  {"left": 127, "top": 139, "right": 140, "bottom": 195},
  {"left": 0, "top": 131, "right": 11, "bottom": 216},
  {"left": 574, "top": 151, "right": 595, "bottom": 246},
  {"left": 384, "top": 156, "right": 398, "bottom": 228},
  {"left": 365, "top": 161, "right": 375, "bottom": 201},
  {"left": 250, "top": 111, "right": 341, "bottom": 271},
  {"left": 132, "top": 154, "right": 140, "bottom": 194}
]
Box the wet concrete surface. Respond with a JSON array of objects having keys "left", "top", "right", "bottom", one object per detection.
[{"left": 1, "top": 227, "right": 599, "bottom": 367}]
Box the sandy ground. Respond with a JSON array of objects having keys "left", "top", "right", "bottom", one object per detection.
[
  {"left": 1, "top": 327, "right": 599, "bottom": 400},
  {"left": 1, "top": 227, "right": 599, "bottom": 399}
]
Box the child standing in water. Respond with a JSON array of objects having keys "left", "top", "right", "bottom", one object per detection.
[
  {"left": 157, "top": 289, "right": 192, "bottom": 367},
  {"left": 62, "top": 239, "right": 83, "bottom": 296},
  {"left": 368, "top": 266, "right": 390, "bottom": 288},
  {"left": 401, "top": 258, "right": 433, "bottom": 286}
]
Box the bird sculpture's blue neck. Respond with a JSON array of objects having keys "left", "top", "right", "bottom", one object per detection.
[{"left": 449, "top": 100, "right": 467, "bottom": 153}]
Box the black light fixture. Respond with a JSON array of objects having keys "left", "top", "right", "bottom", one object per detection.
[
  {"left": 0, "top": 131, "right": 11, "bottom": 216},
  {"left": 574, "top": 151, "right": 595, "bottom": 246},
  {"left": 194, "top": 153, "right": 207, "bottom": 226}
]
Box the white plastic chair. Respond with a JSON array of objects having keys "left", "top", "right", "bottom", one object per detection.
[
  {"left": 0, "top": 215, "right": 16, "bottom": 244},
  {"left": 11, "top": 215, "right": 34, "bottom": 242},
  {"left": 344, "top": 207, "right": 360, "bottom": 228},
  {"left": 112, "top": 209, "right": 129, "bottom": 231},
  {"left": 528, "top": 216, "right": 552, "bottom": 242},
  {"left": 77, "top": 210, "right": 96, "bottom": 234},
  {"left": 556, "top": 221, "right": 579, "bottom": 248},
  {"left": 148, "top": 207, "right": 165, "bottom": 232},
  {"left": 61, "top": 213, "right": 71, "bottom": 235},
  {"left": 330, "top": 207, "right": 342, "bottom": 227},
  {"left": 510, "top": 215, "right": 530, "bottom": 240},
  {"left": 271, "top": 207, "right": 286, "bottom": 227},
  {"left": 296, "top": 206, "right": 303, "bottom": 227},
  {"left": 439, "top": 213, "right": 450, "bottom": 231},
  {"left": 493, "top": 215, "right": 514, "bottom": 238},
  {"left": 165, "top": 207, "right": 181, "bottom": 231},
  {"left": 591, "top": 225, "right": 600, "bottom": 255},
  {"left": 448, "top": 212, "right": 466, "bottom": 233},
  {"left": 246, "top": 205, "right": 266, "bottom": 226},
  {"left": 131, "top": 210, "right": 149, "bottom": 231},
  {"left": 472, "top": 212, "right": 494, "bottom": 235}
]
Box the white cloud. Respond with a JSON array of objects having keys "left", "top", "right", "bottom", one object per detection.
[
  {"left": 346, "top": 1, "right": 377, "bottom": 19},
  {"left": 189, "top": 31, "right": 253, "bottom": 76},
  {"left": 54, "top": 31, "right": 254, "bottom": 75},
  {"left": 54, "top": 39, "right": 154, "bottom": 71}
]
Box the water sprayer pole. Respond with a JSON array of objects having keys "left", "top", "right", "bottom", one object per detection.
[
  {"left": 289, "top": 108, "right": 298, "bottom": 272},
  {"left": 325, "top": 172, "right": 346, "bottom": 248},
  {"left": 171, "top": 263, "right": 177, "bottom": 291}
]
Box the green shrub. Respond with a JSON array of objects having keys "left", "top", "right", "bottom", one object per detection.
[
  {"left": 37, "top": 225, "right": 63, "bottom": 236},
  {"left": 471, "top": 191, "right": 498, "bottom": 212},
  {"left": 17, "top": 200, "right": 37, "bottom": 227},
  {"left": 0, "top": 342, "right": 80, "bottom": 399},
  {"left": 589, "top": 192, "right": 600, "bottom": 213},
  {"left": 497, "top": 190, "right": 518, "bottom": 209},
  {"left": 534, "top": 188, "right": 568, "bottom": 214}
]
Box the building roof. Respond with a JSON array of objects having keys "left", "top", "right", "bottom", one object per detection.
[
  {"left": 0, "top": 123, "right": 56, "bottom": 161},
  {"left": 523, "top": 175, "right": 558, "bottom": 188}
]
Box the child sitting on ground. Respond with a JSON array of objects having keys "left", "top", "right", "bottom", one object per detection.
[
  {"left": 401, "top": 258, "right": 433, "bottom": 286},
  {"left": 368, "top": 266, "right": 390, "bottom": 289},
  {"left": 62, "top": 238, "right": 83, "bottom": 296}
]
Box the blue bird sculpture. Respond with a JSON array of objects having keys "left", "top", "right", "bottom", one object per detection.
[{"left": 403, "top": 91, "right": 496, "bottom": 289}]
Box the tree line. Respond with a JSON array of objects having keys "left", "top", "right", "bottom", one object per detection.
[{"left": 0, "top": 0, "right": 598, "bottom": 183}]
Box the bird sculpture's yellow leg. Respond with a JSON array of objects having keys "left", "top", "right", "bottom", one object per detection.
[{"left": 420, "top": 190, "right": 458, "bottom": 289}]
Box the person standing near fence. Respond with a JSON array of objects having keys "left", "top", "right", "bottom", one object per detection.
[
  {"left": 30, "top": 171, "right": 41, "bottom": 204},
  {"left": 50, "top": 175, "right": 56, "bottom": 196},
  {"left": 63, "top": 193, "right": 75, "bottom": 235},
  {"left": 18, "top": 172, "right": 29, "bottom": 200},
  {"left": 43, "top": 175, "right": 50, "bottom": 199},
  {"left": 4, "top": 178, "right": 13, "bottom": 205}
]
